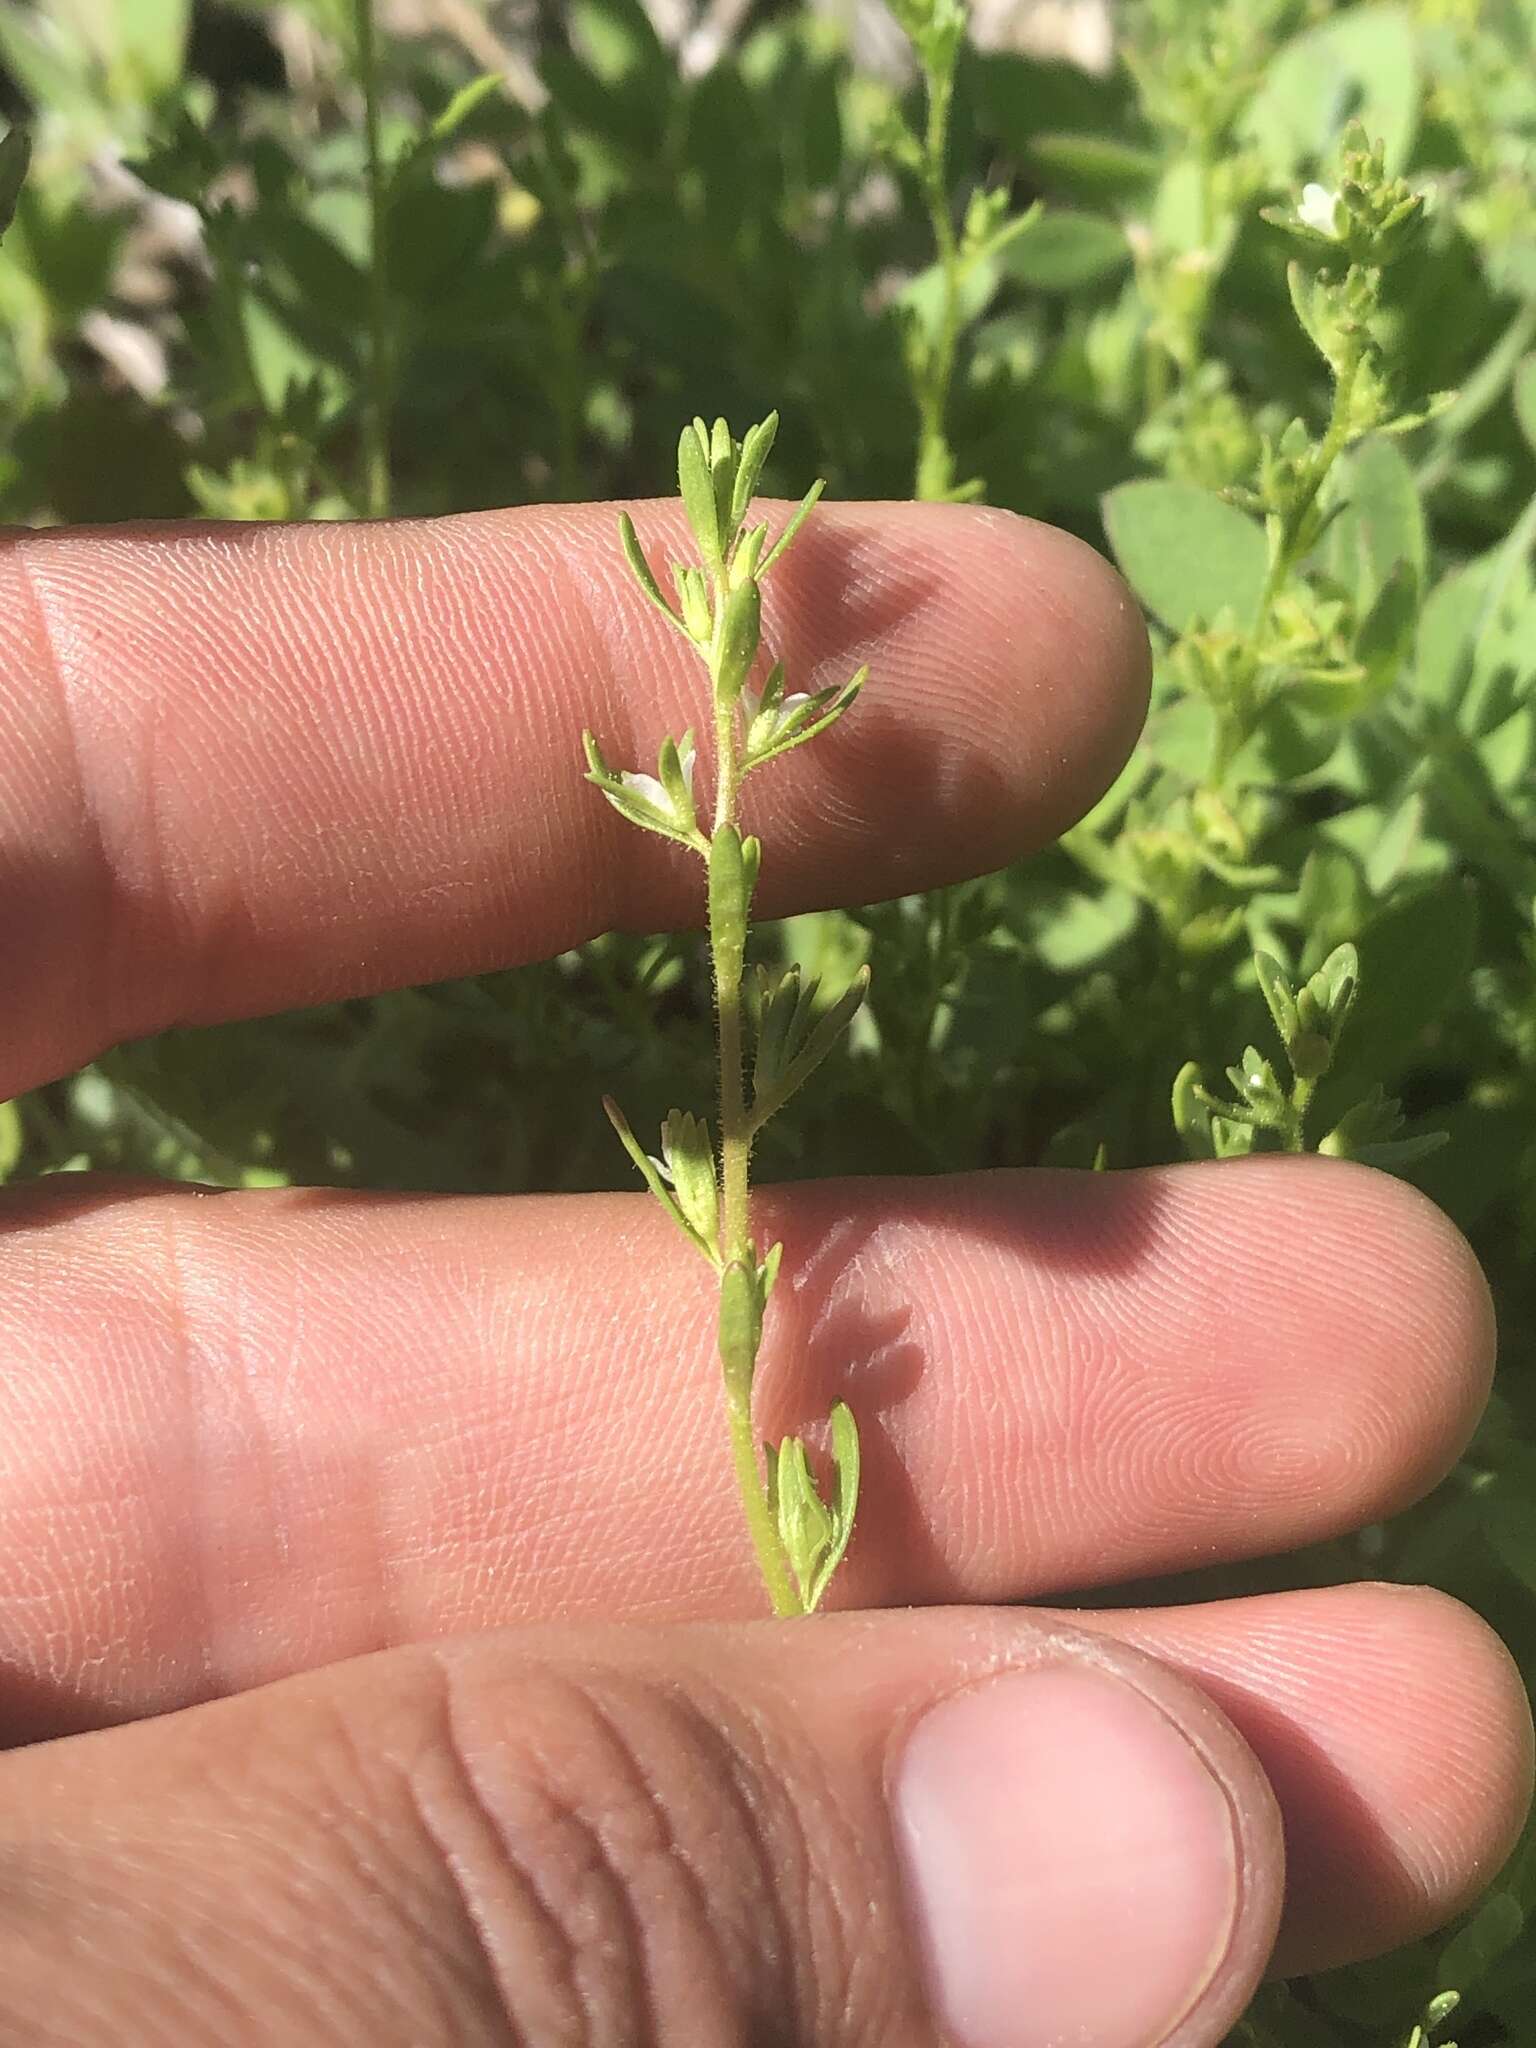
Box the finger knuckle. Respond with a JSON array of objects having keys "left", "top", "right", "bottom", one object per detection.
[{"left": 400, "top": 1651, "right": 871, "bottom": 2048}]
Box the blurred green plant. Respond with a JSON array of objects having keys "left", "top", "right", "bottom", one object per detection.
[{"left": 2, "top": 0, "right": 1536, "bottom": 2038}]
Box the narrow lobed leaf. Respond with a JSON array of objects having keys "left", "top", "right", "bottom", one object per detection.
[
  {"left": 752, "top": 967, "right": 870, "bottom": 1128},
  {"left": 746, "top": 666, "right": 867, "bottom": 768},
  {"left": 657, "top": 733, "right": 697, "bottom": 836},
  {"left": 678, "top": 422, "right": 722, "bottom": 566},
  {"left": 774, "top": 1435, "right": 834, "bottom": 1604},
  {"left": 805, "top": 1401, "right": 861, "bottom": 1610},
  {"left": 708, "top": 416, "right": 736, "bottom": 543},
  {"left": 662, "top": 1109, "right": 719, "bottom": 1248},
  {"left": 604, "top": 1097, "right": 716, "bottom": 1262},
  {"left": 618, "top": 512, "right": 682, "bottom": 627},
  {"left": 1254, "top": 951, "right": 1299, "bottom": 1048},
  {"left": 758, "top": 478, "right": 827, "bottom": 576},
  {"left": 730, "top": 412, "right": 779, "bottom": 530}
]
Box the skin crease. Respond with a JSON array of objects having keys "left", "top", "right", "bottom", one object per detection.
[{"left": 0, "top": 500, "right": 1526, "bottom": 2044}]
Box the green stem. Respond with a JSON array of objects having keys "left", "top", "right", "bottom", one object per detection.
[
  {"left": 914, "top": 57, "right": 961, "bottom": 502},
  {"left": 726, "top": 1383, "right": 799, "bottom": 1617},
  {"left": 354, "top": 0, "right": 391, "bottom": 518},
  {"left": 709, "top": 597, "right": 801, "bottom": 1618},
  {"left": 713, "top": 696, "right": 751, "bottom": 1262},
  {"left": 1285, "top": 1074, "right": 1315, "bottom": 1153},
  {"left": 1209, "top": 334, "right": 1366, "bottom": 788}
]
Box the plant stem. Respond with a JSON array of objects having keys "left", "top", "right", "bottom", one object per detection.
[
  {"left": 1285, "top": 1074, "right": 1315, "bottom": 1153},
  {"left": 354, "top": 0, "right": 392, "bottom": 519},
  {"left": 726, "top": 1380, "right": 799, "bottom": 1616},
  {"left": 1210, "top": 332, "right": 1367, "bottom": 785},
  {"left": 709, "top": 597, "right": 801, "bottom": 1617},
  {"left": 914, "top": 51, "right": 960, "bottom": 502},
  {"left": 713, "top": 693, "right": 751, "bottom": 1262}
]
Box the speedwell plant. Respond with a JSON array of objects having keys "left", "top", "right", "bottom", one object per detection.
[{"left": 583, "top": 416, "right": 866, "bottom": 1616}]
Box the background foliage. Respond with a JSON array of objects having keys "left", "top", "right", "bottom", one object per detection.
[{"left": 2, "top": 0, "right": 1535, "bottom": 2039}]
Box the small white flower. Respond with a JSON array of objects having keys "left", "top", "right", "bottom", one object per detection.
[
  {"left": 617, "top": 734, "right": 696, "bottom": 818},
  {"left": 1298, "top": 183, "right": 1342, "bottom": 237},
  {"left": 618, "top": 769, "right": 669, "bottom": 809},
  {"left": 741, "top": 685, "right": 814, "bottom": 746}
]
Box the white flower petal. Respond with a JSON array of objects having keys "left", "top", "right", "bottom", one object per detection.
[
  {"left": 677, "top": 735, "right": 697, "bottom": 797},
  {"left": 1298, "top": 183, "right": 1340, "bottom": 237},
  {"left": 618, "top": 770, "right": 669, "bottom": 810},
  {"left": 761, "top": 692, "right": 815, "bottom": 741}
]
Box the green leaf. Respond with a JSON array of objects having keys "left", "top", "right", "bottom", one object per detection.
[
  {"left": 971, "top": 50, "right": 1135, "bottom": 161},
  {"left": 1028, "top": 132, "right": 1160, "bottom": 203},
  {"left": 1515, "top": 352, "right": 1536, "bottom": 457},
  {"left": 709, "top": 824, "right": 750, "bottom": 982},
  {"left": 708, "top": 415, "right": 735, "bottom": 542},
  {"left": 745, "top": 667, "right": 866, "bottom": 769},
  {"left": 806, "top": 1401, "right": 860, "bottom": 1611},
  {"left": 618, "top": 511, "right": 681, "bottom": 627},
  {"left": 758, "top": 1239, "right": 783, "bottom": 1301},
  {"left": 657, "top": 732, "right": 698, "bottom": 834},
  {"left": 1413, "top": 563, "right": 1491, "bottom": 714},
  {"left": 116, "top": 0, "right": 191, "bottom": 98},
  {"left": 1254, "top": 952, "right": 1298, "bottom": 1049},
  {"left": 0, "top": 1098, "right": 22, "bottom": 1181},
  {"left": 1000, "top": 209, "right": 1128, "bottom": 291},
  {"left": 718, "top": 1258, "right": 763, "bottom": 1388},
  {"left": 773, "top": 1435, "right": 833, "bottom": 1593},
  {"left": 661, "top": 1109, "right": 717, "bottom": 1247},
  {"left": 1298, "top": 943, "right": 1360, "bottom": 1045},
  {"left": 1364, "top": 791, "right": 1424, "bottom": 896},
  {"left": 758, "top": 479, "right": 825, "bottom": 576},
  {"left": 1436, "top": 1893, "right": 1523, "bottom": 1994},
  {"left": 751, "top": 967, "right": 870, "bottom": 1128},
  {"left": 583, "top": 730, "right": 700, "bottom": 849},
  {"left": 1172, "top": 1061, "right": 1215, "bottom": 1159},
  {"left": 715, "top": 577, "right": 761, "bottom": 705},
  {"left": 1322, "top": 881, "right": 1475, "bottom": 1115},
  {"left": 678, "top": 419, "right": 721, "bottom": 565},
  {"left": 0, "top": 126, "right": 30, "bottom": 245},
  {"left": 1225, "top": 1046, "right": 1289, "bottom": 1128},
  {"left": 1242, "top": 5, "right": 1420, "bottom": 177},
  {"left": 427, "top": 71, "right": 504, "bottom": 145},
  {"left": 1355, "top": 560, "right": 1421, "bottom": 698},
  {"left": 1101, "top": 481, "right": 1268, "bottom": 632},
  {"left": 603, "top": 1096, "right": 716, "bottom": 1262},
  {"left": 1347, "top": 1127, "right": 1449, "bottom": 1170},
  {"left": 730, "top": 412, "right": 778, "bottom": 532},
  {"left": 1324, "top": 438, "right": 1426, "bottom": 612},
  {"left": 1028, "top": 884, "right": 1139, "bottom": 973}
]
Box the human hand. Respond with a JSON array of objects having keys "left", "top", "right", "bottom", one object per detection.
[{"left": 0, "top": 502, "right": 1527, "bottom": 2046}]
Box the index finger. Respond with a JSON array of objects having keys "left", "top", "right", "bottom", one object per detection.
[{"left": 0, "top": 500, "right": 1147, "bottom": 1095}]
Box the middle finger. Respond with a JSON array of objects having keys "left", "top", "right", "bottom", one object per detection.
[{"left": 0, "top": 1152, "right": 1490, "bottom": 1735}]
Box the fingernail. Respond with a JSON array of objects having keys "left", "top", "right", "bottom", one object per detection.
[{"left": 892, "top": 1662, "right": 1239, "bottom": 2048}]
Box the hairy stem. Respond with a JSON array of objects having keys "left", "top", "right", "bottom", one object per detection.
[
  {"left": 709, "top": 593, "right": 800, "bottom": 1617},
  {"left": 913, "top": 52, "right": 960, "bottom": 502},
  {"left": 713, "top": 695, "right": 752, "bottom": 1263}
]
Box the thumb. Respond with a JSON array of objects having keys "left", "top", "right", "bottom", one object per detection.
[{"left": 0, "top": 1608, "right": 1282, "bottom": 2046}]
